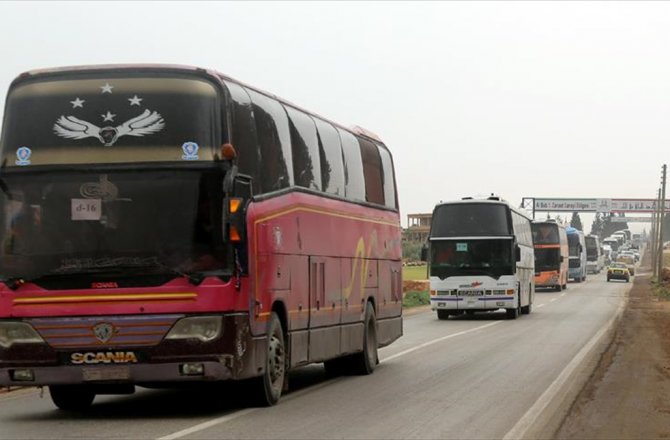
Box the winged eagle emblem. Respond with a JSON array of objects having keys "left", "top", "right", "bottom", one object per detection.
[{"left": 53, "top": 109, "right": 165, "bottom": 146}]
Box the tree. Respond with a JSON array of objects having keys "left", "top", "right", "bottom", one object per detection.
[
  {"left": 590, "top": 213, "right": 604, "bottom": 237},
  {"left": 570, "top": 212, "right": 583, "bottom": 231},
  {"left": 601, "top": 213, "right": 628, "bottom": 238}
]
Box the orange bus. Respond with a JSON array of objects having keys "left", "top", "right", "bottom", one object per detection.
[{"left": 531, "top": 220, "right": 568, "bottom": 291}]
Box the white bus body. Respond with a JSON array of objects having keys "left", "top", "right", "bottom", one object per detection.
[{"left": 426, "top": 197, "right": 535, "bottom": 320}]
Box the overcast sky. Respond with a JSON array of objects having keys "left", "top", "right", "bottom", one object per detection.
[{"left": 1, "top": 1, "right": 667, "bottom": 233}]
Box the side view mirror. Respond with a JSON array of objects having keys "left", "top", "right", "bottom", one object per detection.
[
  {"left": 515, "top": 244, "right": 521, "bottom": 262},
  {"left": 420, "top": 243, "right": 428, "bottom": 262},
  {"left": 222, "top": 174, "right": 253, "bottom": 243},
  {"left": 560, "top": 256, "right": 565, "bottom": 263}
]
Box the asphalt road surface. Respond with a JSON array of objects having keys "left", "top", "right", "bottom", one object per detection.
[{"left": 0, "top": 274, "right": 629, "bottom": 439}]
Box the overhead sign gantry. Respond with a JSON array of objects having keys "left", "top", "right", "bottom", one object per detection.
[{"left": 520, "top": 197, "right": 670, "bottom": 219}]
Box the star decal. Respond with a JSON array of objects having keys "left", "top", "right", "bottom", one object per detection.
[
  {"left": 100, "top": 83, "right": 114, "bottom": 94},
  {"left": 101, "top": 111, "right": 116, "bottom": 122},
  {"left": 128, "top": 95, "right": 143, "bottom": 106},
  {"left": 70, "top": 97, "right": 85, "bottom": 108}
]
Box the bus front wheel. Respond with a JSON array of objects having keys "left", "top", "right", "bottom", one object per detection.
[
  {"left": 250, "top": 312, "right": 286, "bottom": 406},
  {"left": 437, "top": 310, "right": 451, "bottom": 320},
  {"left": 506, "top": 295, "right": 520, "bottom": 320}
]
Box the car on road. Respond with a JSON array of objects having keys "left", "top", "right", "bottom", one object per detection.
[
  {"left": 607, "top": 262, "right": 631, "bottom": 282},
  {"left": 617, "top": 254, "right": 636, "bottom": 276}
]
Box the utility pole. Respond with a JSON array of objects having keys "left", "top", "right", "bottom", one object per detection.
[
  {"left": 651, "top": 190, "right": 658, "bottom": 277},
  {"left": 656, "top": 164, "right": 667, "bottom": 280}
]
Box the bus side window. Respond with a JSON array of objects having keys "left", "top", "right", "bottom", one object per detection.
[
  {"left": 246, "top": 89, "right": 294, "bottom": 193},
  {"left": 223, "top": 81, "right": 261, "bottom": 194},
  {"left": 377, "top": 144, "right": 397, "bottom": 210},
  {"left": 337, "top": 128, "right": 365, "bottom": 202},
  {"left": 285, "top": 105, "right": 322, "bottom": 191},
  {"left": 313, "top": 118, "right": 345, "bottom": 197},
  {"left": 358, "top": 137, "right": 384, "bottom": 206}
]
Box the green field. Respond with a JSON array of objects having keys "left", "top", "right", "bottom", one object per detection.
[{"left": 403, "top": 265, "right": 428, "bottom": 281}]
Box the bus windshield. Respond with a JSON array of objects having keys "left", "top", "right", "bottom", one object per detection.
[
  {"left": 585, "top": 237, "right": 599, "bottom": 260},
  {"left": 429, "top": 238, "right": 514, "bottom": 279},
  {"left": 532, "top": 223, "right": 559, "bottom": 244},
  {"left": 431, "top": 203, "right": 511, "bottom": 237},
  {"left": 1, "top": 74, "right": 219, "bottom": 167},
  {"left": 535, "top": 248, "right": 561, "bottom": 271},
  {"left": 568, "top": 234, "right": 581, "bottom": 257},
  {"left": 0, "top": 168, "right": 227, "bottom": 285}
]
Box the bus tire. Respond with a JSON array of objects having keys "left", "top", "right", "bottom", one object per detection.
[
  {"left": 554, "top": 285, "right": 561, "bottom": 292},
  {"left": 345, "top": 302, "right": 378, "bottom": 375},
  {"left": 250, "top": 312, "right": 286, "bottom": 406},
  {"left": 49, "top": 385, "right": 95, "bottom": 411},
  {"left": 437, "top": 310, "right": 451, "bottom": 320},
  {"left": 506, "top": 294, "right": 520, "bottom": 320}
]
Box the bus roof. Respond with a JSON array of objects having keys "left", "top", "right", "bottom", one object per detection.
[
  {"left": 434, "top": 198, "right": 532, "bottom": 220},
  {"left": 8, "top": 63, "right": 386, "bottom": 148}
]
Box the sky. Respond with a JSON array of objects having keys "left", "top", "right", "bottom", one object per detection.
[{"left": 0, "top": 1, "right": 667, "bottom": 234}]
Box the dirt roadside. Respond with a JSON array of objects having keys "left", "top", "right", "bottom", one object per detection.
[{"left": 554, "top": 260, "right": 670, "bottom": 438}]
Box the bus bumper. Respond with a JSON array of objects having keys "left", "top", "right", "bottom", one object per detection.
[
  {"left": 430, "top": 296, "right": 517, "bottom": 311},
  {"left": 534, "top": 271, "right": 560, "bottom": 289},
  {"left": 0, "top": 313, "right": 266, "bottom": 387}
]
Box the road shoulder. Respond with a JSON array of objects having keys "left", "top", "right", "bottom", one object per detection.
[{"left": 554, "top": 269, "right": 670, "bottom": 439}]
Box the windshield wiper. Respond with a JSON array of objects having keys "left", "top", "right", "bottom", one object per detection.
[{"left": 63, "top": 262, "right": 207, "bottom": 286}]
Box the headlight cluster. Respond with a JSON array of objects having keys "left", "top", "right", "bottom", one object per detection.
[
  {"left": 0, "top": 322, "right": 45, "bottom": 348},
  {"left": 165, "top": 316, "right": 223, "bottom": 342}
]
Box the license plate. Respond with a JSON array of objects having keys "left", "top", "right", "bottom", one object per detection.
[
  {"left": 496, "top": 302, "right": 506, "bottom": 306},
  {"left": 83, "top": 366, "right": 130, "bottom": 381},
  {"left": 438, "top": 302, "right": 446, "bottom": 307}
]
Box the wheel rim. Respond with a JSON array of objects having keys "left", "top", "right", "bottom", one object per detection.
[{"left": 267, "top": 331, "right": 285, "bottom": 395}]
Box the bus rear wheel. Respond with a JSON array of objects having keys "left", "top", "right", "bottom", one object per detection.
[
  {"left": 250, "top": 312, "right": 286, "bottom": 406},
  {"left": 49, "top": 385, "right": 95, "bottom": 411},
  {"left": 327, "top": 302, "right": 378, "bottom": 376}
]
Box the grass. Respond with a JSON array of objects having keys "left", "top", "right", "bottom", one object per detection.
[
  {"left": 403, "top": 264, "right": 428, "bottom": 281},
  {"left": 402, "top": 290, "right": 430, "bottom": 308}
]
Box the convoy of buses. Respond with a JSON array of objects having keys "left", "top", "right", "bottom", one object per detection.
[{"left": 0, "top": 64, "right": 639, "bottom": 410}]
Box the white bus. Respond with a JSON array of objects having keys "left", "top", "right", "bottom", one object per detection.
[{"left": 423, "top": 196, "right": 535, "bottom": 320}]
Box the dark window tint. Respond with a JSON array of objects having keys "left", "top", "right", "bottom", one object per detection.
[
  {"left": 535, "top": 248, "right": 561, "bottom": 271},
  {"left": 246, "top": 89, "right": 293, "bottom": 192},
  {"left": 532, "top": 223, "right": 559, "bottom": 244},
  {"left": 429, "top": 238, "right": 514, "bottom": 279},
  {"left": 223, "top": 81, "right": 260, "bottom": 193},
  {"left": 338, "top": 129, "right": 365, "bottom": 201},
  {"left": 377, "top": 145, "right": 397, "bottom": 209},
  {"left": 358, "top": 138, "right": 384, "bottom": 205},
  {"left": 285, "top": 106, "right": 321, "bottom": 191},
  {"left": 313, "top": 118, "right": 345, "bottom": 197},
  {"left": 1, "top": 75, "right": 219, "bottom": 166},
  {"left": 431, "top": 203, "right": 511, "bottom": 237},
  {"left": 568, "top": 234, "right": 581, "bottom": 257}
]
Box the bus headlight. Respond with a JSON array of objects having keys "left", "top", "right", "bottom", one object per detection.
[
  {"left": 0, "top": 322, "right": 44, "bottom": 348},
  {"left": 165, "top": 316, "right": 223, "bottom": 342}
]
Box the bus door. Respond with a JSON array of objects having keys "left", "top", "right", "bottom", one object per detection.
[{"left": 308, "top": 256, "right": 342, "bottom": 362}]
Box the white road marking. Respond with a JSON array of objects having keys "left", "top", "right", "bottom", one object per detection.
[
  {"left": 157, "top": 321, "right": 503, "bottom": 439},
  {"left": 158, "top": 409, "right": 256, "bottom": 440},
  {"left": 549, "top": 298, "right": 557, "bottom": 303},
  {"left": 157, "top": 377, "right": 339, "bottom": 439},
  {"left": 560, "top": 292, "right": 567, "bottom": 297},
  {"left": 502, "top": 297, "right": 627, "bottom": 440},
  {"left": 536, "top": 304, "right": 545, "bottom": 308},
  {"left": 381, "top": 321, "right": 502, "bottom": 363}
]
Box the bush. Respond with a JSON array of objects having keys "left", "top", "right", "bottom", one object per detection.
[{"left": 403, "top": 290, "right": 430, "bottom": 308}]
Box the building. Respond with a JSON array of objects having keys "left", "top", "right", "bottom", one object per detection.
[{"left": 404, "top": 213, "right": 432, "bottom": 243}]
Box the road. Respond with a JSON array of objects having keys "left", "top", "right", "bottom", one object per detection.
[{"left": 0, "top": 274, "right": 629, "bottom": 439}]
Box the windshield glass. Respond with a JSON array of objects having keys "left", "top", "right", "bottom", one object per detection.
[
  {"left": 429, "top": 238, "right": 514, "bottom": 280},
  {"left": 535, "top": 248, "right": 560, "bottom": 271},
  {"left": 431, "top": 203, "right": 511, "bottom": 237},
  {"left": 568, "top": 234, "right": 581, "bottom": 257},
  {"left": 585, "top": 237, "right": 599, "bottom": 260},
  {"left": 1, "top": 74, "right": 219, "bottom": 167},
  {"left": 0, "top": 168, "right": 227, "bottom": 285},
  {"left": 532, "top": 223, "right": 559, "bottom": 244}
]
